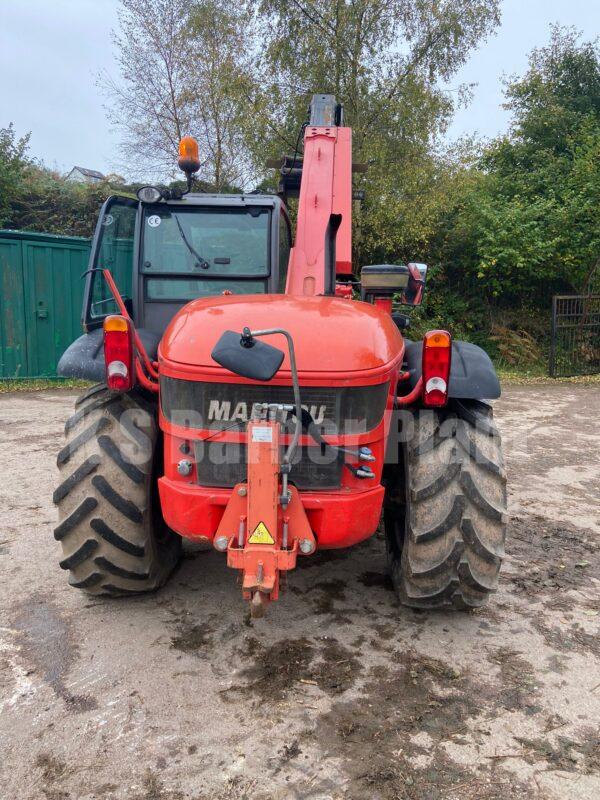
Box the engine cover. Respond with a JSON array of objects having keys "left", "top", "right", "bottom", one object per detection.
[{"left": 158, "top": 294, "right": 404, "bottom": 381}]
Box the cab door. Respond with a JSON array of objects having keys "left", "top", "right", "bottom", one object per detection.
[{"left": 83, "top": 196, "right": 137, "bottom": 329}]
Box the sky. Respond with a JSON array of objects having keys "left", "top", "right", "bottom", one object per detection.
[
  {"left": 0, "top": 0, "right": 122, "bottom": 176},
  {"left": 446, "top": 0, "right": 600, "bottom": 142},
  {"left": 1, "top": 0, "right": 599, "bottom": 180}
]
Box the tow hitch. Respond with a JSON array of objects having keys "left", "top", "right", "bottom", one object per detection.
[
  {"left": 214, "top": 409, "right": 315, "bottom": 617},
  {"left": 211, "top": 327, "right": 314, "bottom": 616}
]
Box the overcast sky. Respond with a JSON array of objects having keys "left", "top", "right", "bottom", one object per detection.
[{"left": 1, "top": 0, "right": 599, "bottom": 180}]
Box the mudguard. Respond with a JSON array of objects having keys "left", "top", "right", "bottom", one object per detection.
[
  {"left": 57, "top": 328, "right": 161, "bottom": 382},
  {"left": 403, "top": 339, "right": 500, "bottom": 400}
]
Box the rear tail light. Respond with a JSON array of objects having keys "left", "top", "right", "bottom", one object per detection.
[
  {"left": 422, "top": 330, "right": 452, "bottom": 407},
  {"left": 103, "top": 315, "right": 134, "bottom": 391}
]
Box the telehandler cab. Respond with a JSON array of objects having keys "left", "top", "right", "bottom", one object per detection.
[{"left": 55, "top": 95, "right": 506, "bottom": 616}]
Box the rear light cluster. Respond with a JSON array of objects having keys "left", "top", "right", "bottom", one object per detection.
[
  {"left": 422, "top": 330, "right": 452, "bottom": 407},
  {"left": 103, "top": 315, "right": 134, "bottom": 391}
]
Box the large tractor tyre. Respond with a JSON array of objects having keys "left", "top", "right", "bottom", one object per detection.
[
  {"left": 53, "top": 383, "right": 181, "bottom": 595},
  {"left": 385, "top": 400, "right": 507, "bottom": 610}
]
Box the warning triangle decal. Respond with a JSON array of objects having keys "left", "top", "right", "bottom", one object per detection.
[{"left": 248, "top": 521, "right": 275, "bottom": 545}]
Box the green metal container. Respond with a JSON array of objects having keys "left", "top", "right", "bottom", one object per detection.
[{"left": 0, "top": 230, "right": 91, "bottom": 378}]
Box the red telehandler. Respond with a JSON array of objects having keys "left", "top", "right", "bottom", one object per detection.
[{"left": 55, "top": 95, "right": 506, "bottom": 616}]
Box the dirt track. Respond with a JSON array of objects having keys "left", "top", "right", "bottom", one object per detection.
[{"left": 0, "top": 384, "right": 599, "bottom": 800}]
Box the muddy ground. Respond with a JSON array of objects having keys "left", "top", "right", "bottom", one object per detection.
[{"left": 0, "top": 384, "right": 598, "bottom": 800}]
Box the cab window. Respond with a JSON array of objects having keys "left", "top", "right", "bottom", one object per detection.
[
  {"left": 142, "top": 206, "right": 270, "bottom": 277},
  {"left": 141, "top": 206, "right": 271, "bottom": 302},
  {"left": 88, "top": 198, "right": 136, "bottom": 320}
]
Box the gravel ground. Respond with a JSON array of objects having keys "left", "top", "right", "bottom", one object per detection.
[{"left": 0, "top": 384, "right": 598, "bottom": 800}]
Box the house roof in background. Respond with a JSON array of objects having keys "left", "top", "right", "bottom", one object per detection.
[{"left": 69, "top": 166, "right": 105, "bottom": 179}]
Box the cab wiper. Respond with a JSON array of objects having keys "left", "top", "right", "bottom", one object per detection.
[{"left": 174, "top": 215, "right": 210, "bottom": 270}]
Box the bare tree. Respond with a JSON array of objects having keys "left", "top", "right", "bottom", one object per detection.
[
  {"left": 104, "top": 0, "right": 255, "bottom": 188},
  {"left": 185, "top": 1, "right": 256, "bottom": 189},
  {"left": 104, "top": 0, "right": 190, "bottom": 179}
]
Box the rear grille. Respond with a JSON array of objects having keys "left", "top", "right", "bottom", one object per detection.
[
  {"left": 161, "top": 376, "right": 389, "bottom": 491},
  {"left": 194, "top": 441, "right": 344, "bottom": 491},
  {"left": 161, "top": 377, "right": 388, "bottom": 435}
]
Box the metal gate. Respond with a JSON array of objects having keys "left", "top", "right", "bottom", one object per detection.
[{"left": 550, "top": 294, "right": 600, "bottom": 377}]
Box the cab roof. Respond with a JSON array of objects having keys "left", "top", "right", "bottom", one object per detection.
[{"left": 154, "top": 193, "right": 282, "bottom": 208}]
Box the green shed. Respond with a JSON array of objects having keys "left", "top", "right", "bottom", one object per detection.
[{"left": 0, "top": 230, "right": 91, "bottom": 377}]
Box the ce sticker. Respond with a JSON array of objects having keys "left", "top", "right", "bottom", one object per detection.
[{"left": 147, "top": 215, "right": 161, "bottom": 228}]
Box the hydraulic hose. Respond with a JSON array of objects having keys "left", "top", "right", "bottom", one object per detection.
[{"left": 249, "top": 328, "right": 302, "bottom": 469}]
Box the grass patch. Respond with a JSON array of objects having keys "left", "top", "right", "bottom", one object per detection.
[
  {"left": 1, "top": 368, "right": 598, "bottom": 394},
  {"left": 497, "top": 366, "right": 600, "bottom": 385},
  {"left": 0, "top": 378, "right": 92, "bottom": 393}
]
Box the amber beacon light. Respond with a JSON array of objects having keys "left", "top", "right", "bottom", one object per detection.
[{"left": 178, "top": 136, "right": 201, "bottom": 176}]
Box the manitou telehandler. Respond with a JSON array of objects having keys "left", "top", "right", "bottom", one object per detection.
[{"left": 55, "top": 95, "right": 506, "bottom": 616}]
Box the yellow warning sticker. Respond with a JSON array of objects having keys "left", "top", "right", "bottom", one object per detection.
[{"left": 248, "top": 521, "right": 274, "bottom": 545}]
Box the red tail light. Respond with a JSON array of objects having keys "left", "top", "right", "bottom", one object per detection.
[
  {"left": 422, "top": 330, "right": 452, "bottom": 407},
  {"left": 103, "top": 315, "right": 134, "bottom": 391}
]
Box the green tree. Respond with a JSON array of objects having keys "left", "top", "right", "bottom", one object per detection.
[
  {"left": 0, "top": 125, "right": 30, "bottom": 227},
  {"left": 9, "top": 166, "right": 115, "bottom": 237},
  {"left": 246, "top": 0, "right": 501, "bottom": 267},
  {"left": 456, "top": 27, "right": 600, "bottom": 303}
]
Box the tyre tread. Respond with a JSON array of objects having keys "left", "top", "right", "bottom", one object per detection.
[
  {"left": 57, "top": 418, "right": 111, "bottom": 467},
  {"left": 91, "top": 475, "right": 143, "bottom": 523},
  {"left": 90, "top": 518, "right": 145, "bottom": 557},
  {"left": 97, "top": 435, "right": 144, "bottom": 483},
  {"left": 388, "top": 404, "right": 507, "bottom": 610},
  {"left": 59, "top": 539, "right": 98, "bottom": 570},
  {"left": 53, "top": 386, "right": 180, "bottom": 596},
  {"left": 53, "top": 455, "right": 101, "bottom": 504},
  {"left": 54, "top": 497, "right": 98, "bottom": 541}
]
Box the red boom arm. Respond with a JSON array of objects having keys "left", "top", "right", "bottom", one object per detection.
[{"left": 285, "top": 124, "right": 353, "bottom": 296}]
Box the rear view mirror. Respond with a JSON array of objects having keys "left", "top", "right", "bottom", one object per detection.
[
  {"left": 360, "top": 263, "right": 428, "bottom": 307},
  {"left": 211, "top": 330, "right": 284, "bottom": 381},
  {"left": 360, "top": 264, "right": 409, "bottom": 298},
  {"left": 401, "top": 263, "right": 427, "bottom": 307}
]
